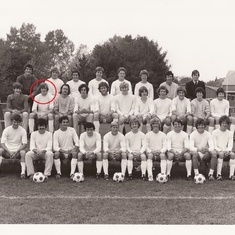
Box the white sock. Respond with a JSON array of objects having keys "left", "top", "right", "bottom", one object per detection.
[
  {"left": 185, "top": 160, "right": 192, "bottom": 176},
  {"left": 193, "top": 127, "right": 196, "bottom": 131},
  {"left": 141, "top": 161, "right": 147, "bottom": 176},
  {"left": 93, "top": 121, "right": 100, "bottom": 133},
  {"left": 77, "top": 161, "right": 84, "bottom": 174},
  {"left": 70, "top": 158, "right": 77, "bottom": 175},
  {"left": 166, "top": 160, "right": 173, "bottom": 176},
  {"left": 215, "top": 124, "right": 220, "bottom": 129},
  {"left": 119, "top": 124, "right": 124, "bottom": 132},
  {"left": 54, "top": 159, "right": 61, "bottom": 174},
  {"left": 20, "top": 162, "right": 26, "bottom": 175},
  {"left": 229, "top": 159, "right": 235, "bottom": 177},
  {"left": 209, "top": 169, "right": 214, "bottom": 176},
  {"left": 48, "top": 120, "right": 54, "bottom": 133},
  {"left": 121, "top": 159, "right": 127, "bottom": 175},
  {"left": 29, "top": 119, "right": 34, "bottom": 133},
  {"left": 208, "top": 126, "right": 214, "bottom": 134},
  {"left": 230, "top": 124, "right": 235, "bottom": 137},
  {"left": 160, "top": 160, "right": 167, "bottom": 174},
  {"left": 194, "top": 169, "right": 199, "bottom": 175},
  {"left": 103, "top": 159, "right": 109, "bottom": 175},
  {"left": 186, "top": 125, "right": 193, "bottom": 135},
  {"left": 96, "top": 160, "right": 102, "bottom": 174},
  {"left": 0, "top": 156, "right": 3, "bottom": 165},
  {"left": 127, "top": 160, "right": 133, "bottom": 174},
  {"left": 147, "top": 159, "right": 153, "bottom": 177},
  {"left": 146, "top": 124, "right": 151, "bottom": 132},
  {"left": 217, "top": 158, "right": 223, "bottom": 176},
  {"left": 139, "top": 124, "right": 143, "bottom": 132}
]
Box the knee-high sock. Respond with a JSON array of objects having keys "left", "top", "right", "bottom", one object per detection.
[
  {"left": 77, "top": 161, "right": 84, "bottom": 174},
  {"left": 127, "top": 160, "right": 133, "bottom": 174},
  {"left": 217, "top": 158, "right": 223, "bottom": 176},
  {"left": 70, "top": 158, "right": 77, "bottom": 175},
  {"left": 166, "top": 160, "right": 173, "bottom": 176},
  {"left": 54, "top": 159, "right": 61, "bottom": 174},
  {"left": 230, "top": 124, "right": 235, "bottom": 137},
  {"left": 186, "top": 125, "right": 193, "bottom": 135},
  {"left": 103, "top": 159, "right": 109, "bottom": 175},
  {"left": 141, "top": 161, "right": 147, "bottom": 176},
  {"left": 146, "top": 124, "right": 151, "bottom": 133},
  {"left": 160, "top": 159, "right": 167, "bottom": 174},
  {"left": 119, "top": 124, "right": 124, "bottom": 133},
  {"left": 215, "top": 124, "right": 220, "bottom": 129},
  {"left": 20, "top": 162, "right": 26, "bottom": 175},
  {"left": 29, "top": 119, "right": 34, "bottom": 133},
  {"left": 208, "top": 126, "right": 214, "bottom": 134},
  {"left": 121, "top": 159, "right": 127, "bottom": 175},
  {"left": 185, "top": 160, "right": 192, "bottom": 176},
  {"left": 48, "top": 120, "right": 54, "bottom": 133},
  {"left": 229, "top": 159, "right": 235, "bottom": 177},
  {"left": 93, "top": 121, "right": 100, "bottom": 133},
  {"left": 96, "top": 160, "right": 102, "bottom": 174},
  {"left": 147, "top": 159, "right": 153, "bottom": 177}
]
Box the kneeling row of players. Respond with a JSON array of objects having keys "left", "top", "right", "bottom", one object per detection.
[{"left": 0, "top": 114, "right": 234, "bottom": 182}]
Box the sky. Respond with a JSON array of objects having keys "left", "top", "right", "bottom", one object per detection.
[{"left": 1, "top": 0, "right": 235, "bottom": 82}]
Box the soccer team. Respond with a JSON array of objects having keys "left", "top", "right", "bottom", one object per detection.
[{"left": 1, "top": 64, "right": 235, "bottom": 182}]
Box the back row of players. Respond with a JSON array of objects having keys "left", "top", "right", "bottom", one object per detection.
[{"left": 1, "top": 64, "right": 235, "bottom": 181}]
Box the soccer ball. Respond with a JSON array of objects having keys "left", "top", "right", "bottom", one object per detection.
[
  {"left": 113, "top": 172, "right": 124, "bottom": 182},
  {"left": 156, "top": 173, "right": 168, "bottom": 183},
  {"left": 33, "top": 172, "right": 46, "bottom": 183},
  {"left": 72, "top": 173, "right": 85, "bottom": 183},
  {"left": 194, "top": 174, "right": 206, "bottom": 184}
]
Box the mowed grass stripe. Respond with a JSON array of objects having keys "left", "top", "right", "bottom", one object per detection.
[{"left": 0, "top": 195, "right": 235, "bottom": 200}]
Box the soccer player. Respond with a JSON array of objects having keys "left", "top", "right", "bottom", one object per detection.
[
  {"left": 166, "top": 118, "right": 192, "bottom": 180},
  {"left": 88, "top": 66, "right": 109, "bottom": 97},
  {"left": 185, "top": 69, "right": 206, "bottom": 101},
  {"left": 103, "top": 121, "right": 127, "bottom": 179},
  {"left": 25, "top": 118, "right": 53, "bottom": 178},
  {"left": 0, "top": 114, "right": 27, "bottom": 178},
  {"left": 66, "top": 69, "right": 85, "bottom": 100},
  {"left": 73, "top": 84, "right": 96, "bottom": 134},
  {"left": 212, "top": 115, "right": 235, "bottom": 180},
  {"left": 146, "top": 118, "right": 167, "bottom": 181},
  {"left": 160, "top": 71, "right": 179, "bottom": 100},
  {"left": 171, "top": 86, "right": 193, "bottom": 134},
  {"left": 93, "top": 82, "right": 118, "bottom": 132},
  {"left": 134, "top": 70, "right": 154, "bottom": 100},
  {"left": 125, "top": 118, "right": 147, "bottom": 180},
  {"left": 16, "top": 63, "right": 39, "bottom": 111},
  {"left": 46, "top": 67, "right": 64, "bottom": 98},
  {"left": 191, "top": 87, "right": 213, "bottom": 133},
  {"left": 210, "top": 88, "right": 235, "bottom": 135},
  {"left": 134, "top": 86, "right": 154, "bottom": 132},
  {"left": 28, "top": 82, "right": 54, "bottom": 134},
  {"left": 4, "top": 82, "right": 28, "bottom": 131},
  {"left": 153, "top": 85, "right": 172, "bottom": 134},
  {"left": 53, "top": 116, "right": 80, "bottom": 179},
  {"left": 190, "top": 118, "right": 217, "bottom": 180},
  {"left": 54, "top": 84, "right": 74, "bottom": 130},
  {"left": 114, "top": 81, "right": 136, "bottom": 132},
  {"left": 110, "top": 67, "right": 133, "bottom": 96},
  {"left": 78, "top": 122, "right": 102, "bottom": 179}
]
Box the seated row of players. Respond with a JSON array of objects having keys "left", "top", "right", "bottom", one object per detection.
[
  {"left": 0, "top": 114, "right": 234, "bottom": 182},
  {"left": 4, "top": 77, "right": 235, "bottom": 137}
]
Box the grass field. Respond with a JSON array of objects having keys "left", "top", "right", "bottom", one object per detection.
[{"left": 0, "top": 160, "right": 235, "bottom": 225}]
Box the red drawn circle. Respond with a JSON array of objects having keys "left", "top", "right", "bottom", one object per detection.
[{"left": 29, "top": 78, "right": 57, "bottom": 105}]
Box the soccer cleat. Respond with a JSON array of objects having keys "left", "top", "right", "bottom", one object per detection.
[
  {"left": 96, "top": 173, "right": 101, "bottom": 180},
  {"left": 187, "top": 175, "right": 192, "bottom": 181},
  {"left": 70, "top": 174, "right": 74, "bottom": 180},
  {"left": 104, "top": 174, "right": 109, "bottom": 180},
  {"left": 208, "top": 174, "right": 215, "bottom": 181},
  {"left": 167, "top": 175, "right": 171, "bottom": 181},
  {"left": 55, "top": 173, "right": 61, "bottom": 179},
  {"left": 216, "top": 175, "right": 223, "bottom": 181},
  {"left": 29, "top": 175, "right": 34, "bottom": 180},
  {"left": 142, "top": 174, "right": 147, "bottom": 181},
  {"left": 127, "top": 174, "right": 133, "bottom": 180},
  {"left": 148, "top": 175, "right": 153, "bottom": 182},
  {"left": 229, "top": 175, "right": 235, "bottom": 181},
  {"left": 20, "top": 174, "right": 26, "bottom": 179}
]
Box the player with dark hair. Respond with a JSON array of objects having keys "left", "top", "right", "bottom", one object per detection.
[
  {"left": 53, "top": 116, "right": 79, "bottom": 179},
  {"left": 25, "top": 118, "right": 53, "bottom": 179},
  {"left": 212, "top": 115, "right": 235, "bottom": 180},
  {"left": 0, "top": 114, "right": 27, "bottom": 178},
  {"left": 190, "top": 118, "right": 217, "bottom": 180},
  {"left": 78, "top": 122, "right": 102, "bottom": 179},
  {"left": 4, "top": 82, "right": 28, "bottom": 131}
]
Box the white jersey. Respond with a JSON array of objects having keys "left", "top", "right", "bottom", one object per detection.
[
  {"left": 189, "top": 130, "right": 214, "bottom": 152},
  {"left": 53, "top": 127, "right": 79, "bottom": 152},
  {"left": 74, "top": 94, "right": 96, "bottom": 113},
  {"left": 190, "top": 98, "right": 210, "bottom": 119},
  {"left": 212, "top": 129, "right": 233, "bottom": 152},
  {"left": 146, "top": 131, "right": 167, "bottom": 153},
  {"left": 160, "top": 82, "right": 178, "bottom": 100},
  {"left": 103, "top": 131, "right": 126, "bottom": 152},
  {"left": 80, "top": 132, "right": 101, "bottom": 154},
  {"left": 95, "top": 93, "right": 115, "bottom": 114},
  {"left": 88, "top": 78, "right": 109, "bottom": 97},
  {"left": 110, "top": 79, "right": 133, "bottom": 96},
  {"left": 66, "top": 79, "right": 85, "bottom": 99},
  {"left": 134, "top": 97, "right": 154, "bottom": 117},
  {"left": 153, "top": 98, "right": 172, "bottom": 121},
  {"left": 32, "top": 93, "right": 53, "bottom": 114},
  {"left": 166, "top": 130, "right": 189, "bottom": 153},
  {"left": 125, "top": 131, "right": 146, "bottom": 153},
  {"left": 134, "top": 82, "right": 154, "bottom": 100},
  {"left": 46, "top": 78, "right": 64, "bottom": 97},
  {"left": 30, "top": 131, "right": 52, "bottom": 151},
  {"left": 1, "top": 126, "right": 27, "bottom": 152},
  {"left": 115, "top": 93, "right": 136, "bottom": 116},
  {"left": 172, "top": 97, "right": 191, "bottom": 115},
  {"left": 210, "top": 98, "right": 229, "bottom": 118}
]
